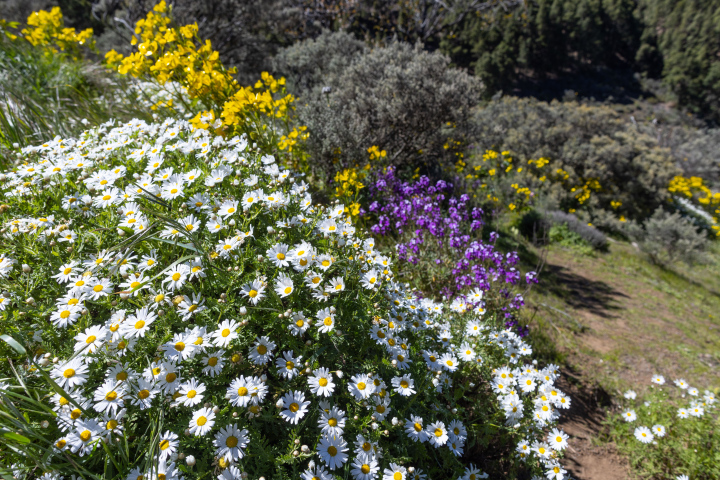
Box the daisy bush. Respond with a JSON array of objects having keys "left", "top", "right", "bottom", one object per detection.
[
  {"left": 0, "top": 4, "right": 574, "bottom": 480},
  {"left": 0, "top": 114, "right": 570, "bottom": 480},
  {"left": 610, "top": 376, "right": 720, "bottom": 479}
]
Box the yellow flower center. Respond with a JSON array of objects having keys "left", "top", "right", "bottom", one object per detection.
[
  {"left": 63, "top": 369, "right": 75, "bottom": 378},
  {"left": 135, "top": 320, "right": 145, "bottom": 329},
  {"left": 80, "top": 430, "right": 92, "bottom": 442},
  {"left": 361, "top": 465, "right": 371, "bottom": 474},
  {"left": 400, "top": 380, "right": 409, "bottom": 388},
  {"left": 226, "top": 435, "right": 238, "bottom": 448},
  {"left": 318, "top": 378, "right": 328, "bottom": 387},
  {"left": 237, "top": 387, "right": 249, "bottom": 396},
  {"left": 159, "top": 439, "right": 170, "bottom": 450},
  {"left": 324, "top": 317, "right": 333, "bottom": 326},
  {"left": 393, "top": 473, "right": 402, "bottom": 480},
  {"left": 249, "top": 289, "right": 258, "bottom": 298},
  {"left": 257, "top": 345, "right": 267, "bottom": 355},
  {"left": 357, "top": 382, "right": 366, "bottom": 391},
  {"left": 172, "top": 273, "right": 181, "bottom": 281},
  {"left": 138, "top": 389, "right": 150, "bottom": 399},
  {"left": 414, "top": 423, "right": 422, "bottom": 432},
  {"left": 289, "top": 402, "right": 300, "bottom": 413},
  {"left": 60, "top": 310, "right": 71, "bottom": 319},
  {"left": 187, "top": 390, "right": 197, "bottom": 398},
  {"left": 327, "top": 446, "right": 337, "bottom": 456},
  {"left": 105, "top": 391, "right": 118, "bottom": 401},
  {"left": 284, "top": 287, "right": 292, "bottom": 294},
  {"left": 434, "top": 428, "right": 443, "bottom": 437},
  {"left": 70, "top": 408, "right": 82, "bottom": 420},
  {"left": 196, "top": 416, "right": 207, "bottom": 426}
]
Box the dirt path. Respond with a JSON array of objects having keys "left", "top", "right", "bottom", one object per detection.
[{"left": 557, "top": 375, "right": 630, "bottom": 480}]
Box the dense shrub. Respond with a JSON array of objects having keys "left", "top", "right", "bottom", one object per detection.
[
  {"left": 467, "top": 97, "right": 681, "bottom": 227},
  {"left": 625, "top": 208, "right": 709, "bottom": 265},
  {"left": 274, "top": 33, "right": 482, "bottom": 178},
  {"left": 654, "top": 125, "right": 720, "bottom": 187},
  {"left": 272, "top": 30, "right": 365, "bottom": 93}
]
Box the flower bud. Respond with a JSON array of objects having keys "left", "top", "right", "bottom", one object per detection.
[
  {"left": 240, "top": 306, "right": 247, "bottom": 315},
  {"left": 213, "top": 406, "right": 220, "bottom": 414},
  {"left": 276, "top": 398, "right": 284, "bottom": 409},
  {"left": 22, "top": 264, "right": 31, "bottom": 273},
  {"left": 186, "top": 455, "right": 195, "bottom": 466},
  {"left": 294, "top": 439, "right": 300, "bottom": 445},
  {"left": 301, "top": 445, "right": 309, "bottom": 453}
]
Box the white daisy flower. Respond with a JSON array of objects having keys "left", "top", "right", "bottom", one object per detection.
[
  {"left": 212, "top": 319, "right": 239, "bottom": 348},
  {"left": 275, "top": 350, "right": 302, "bottom": 379},
  {"left": 189, "top": 407, "right": 216, "bottom": 436},
  {"left": 318, "top": 406, "right": 346, "bottom": 437},
  {"left": 280, "top": 390, "right": 310, "bottom": 424},
  {"left": 634, "top": 426, "right": 654, "bottom": 443},
  {"left": 317, "top": 434, "right": 348, "bottom": 470},
  {"left": 426, "top": 421, "right": 448, "bottom": 447},
  {"left": 316, "top": 307, "right": 336, "bottom": 333},
  {"left": 176, "top": 378, "right": 206, "bottom": 407},
  {"left": 274, "top": 273, "right": 294, "bottom": 297},
  {"left": 248, "top": 336, "right": 275, "bottom": 365},
  {"left": 308, "top": 367, "right": 336, "bottom": 397},
  {"left": 51, "top": 358, "right": 89, "bottom": 389},
  {"left": 213, "top": 423, "right": 249, "bottom": 461}
]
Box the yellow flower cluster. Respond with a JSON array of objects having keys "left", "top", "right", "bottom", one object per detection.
[
  {"left": 104, "top": 2, "right": 296, "bottom": 137},
  {"left": 571, "top": 179, "right": 601, "bottom": 205},
  {"left": 278, "top": 126, "right": 309, "bottom": 152},
  {"left": 335, "top": 168, "right": 364, "bottom": 197},
  {"left": 668, "top": 175, "right": 720, "bottom": 235},
  {"left": 367, "top": 145, "right": 387, "bottom": 161},
  {"left": 18, "top": 7, "right": 93, "bottom": 58}
]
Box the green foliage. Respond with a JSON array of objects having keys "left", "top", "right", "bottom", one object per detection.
[
  {"left": 607, "top": 383, "right": 720, "bottom": 480},
  {"left": 519, "top": 210, "right": 607, "bottom": 252},
  {"left": 638, "top": 0, "right": 720, "bottom": 121},
  {"left": 625, "top": 208, "right": 709, "bottom": 266},
  {"left": 274, "top": 33, "right": 482, "bottom": 178},
  {"left": 442, "top": 0, "right": 642, "bottom": 95},
  {"left": 469, "top": 97, "right": 681, "bottom": 228},
  {"left": 0, "top": 27, "right": 150, "bottom": 157}
]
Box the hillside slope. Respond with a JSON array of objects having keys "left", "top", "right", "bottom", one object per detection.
[{"left": 526, "top": 241, "right": 720, "bottom": 478}]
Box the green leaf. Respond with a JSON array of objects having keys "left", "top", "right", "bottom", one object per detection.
[
  {"left": 0, "top": 334, "right": 27, "bottom": 355},
  {"left": 3, "top": 432, "right": 31, "bottom": 444}
]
